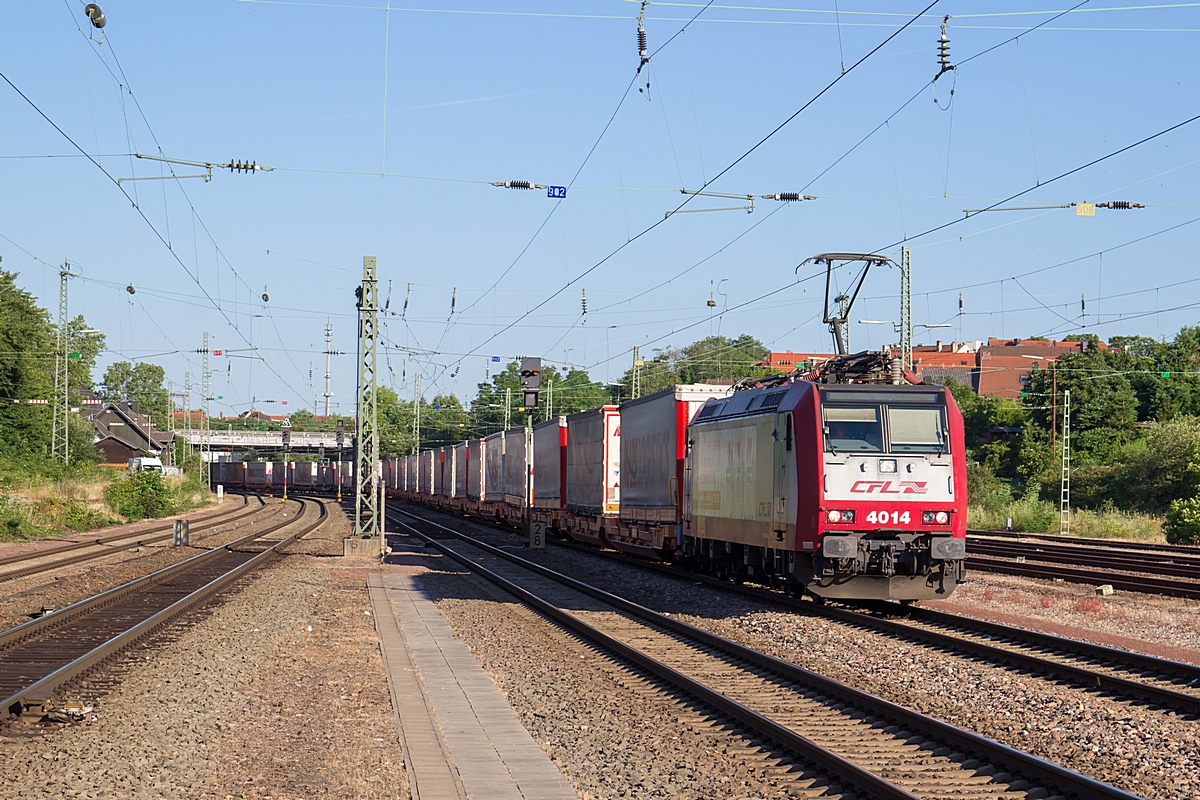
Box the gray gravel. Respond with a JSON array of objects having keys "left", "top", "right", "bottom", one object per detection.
[
  {"left": 417, "top": 562, "right": 850, "bottom": 800},
  {"left": 0, "top": 499, "right": 296, "bottom": 632},
  {"left": 402, "top": 505, "right": 1199, "bottom": 800},
  {"left": 0, "top": 504, "right": 407, "bottom": 800}
]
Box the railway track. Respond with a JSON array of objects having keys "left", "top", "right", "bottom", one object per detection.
[
  {"left": 970, "top": 529, "right": 1200, "bottom": 556},
  {"left": 390, "top": 508, "right": 1142, "bottom": 800},
  {"left": 0, "top": 494, "right": 268, "bottom": 585},
  {"left": 0, "top": 497, "right": 325, "bottom": 718},
  {"left": 963, "top": 531, "right": 1200, "bottom": 599},
  {"left": 401, "top": 505, "right": 1200, "bottom": 719}
]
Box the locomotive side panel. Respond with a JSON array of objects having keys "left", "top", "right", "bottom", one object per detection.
[{"left": 689, "top": 413, "right": 780, "bottom": 546}]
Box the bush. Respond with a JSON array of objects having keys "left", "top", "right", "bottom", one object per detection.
[
  {"left": 0, "top": 495, "right": 52, "bottom": 541},
  {"left": 105, "top": 471, "right": 172, "bottom": 521},
  {"left": 1164, "top": 496, "right": 1200, "bottom": 545}
]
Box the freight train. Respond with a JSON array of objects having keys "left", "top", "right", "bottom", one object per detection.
[{"left": 215, "top": 353, "right": 967, "bottom": 601}]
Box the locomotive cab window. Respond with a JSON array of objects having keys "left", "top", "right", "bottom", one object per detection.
[
  {"left": 887, "top": 407, "right": 947, "bottom": 453},
  {"left": 823, "top": 406, "right": 883, "bottom": 452}
]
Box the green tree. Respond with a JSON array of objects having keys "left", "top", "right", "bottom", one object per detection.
[
  {"left": 471, "top": 362, "right": 610, "bottom": 435},
  {"left": 0, "top": 270, "right": 54, "bottom": 460},
  {"left": 614, "top": 334, "right": 772, "bottom": 398},
  {"left": 101, "top": 361, "right": 170, "bottom": 425}
]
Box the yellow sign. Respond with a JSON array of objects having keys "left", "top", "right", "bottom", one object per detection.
[{"left": 1076, "top": 203, "right": 1096, "bottom": 217}]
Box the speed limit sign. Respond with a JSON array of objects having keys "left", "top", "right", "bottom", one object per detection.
[{"left": 530, "top": 521, "right": 546, "bottom": 550}]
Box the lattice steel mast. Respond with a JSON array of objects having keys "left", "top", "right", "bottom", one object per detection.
[
  {"left": 1059, "top": 390, "right": 1071, "bottom": 535},
  {"left": 900, "top": 246, "right": 913, "bottom": 372},
  {"left": 354, "top": 256, "right": 381, "bottom": 544},
  {"left": 51, "top": 266, "right": 70, "bottom": 464}
]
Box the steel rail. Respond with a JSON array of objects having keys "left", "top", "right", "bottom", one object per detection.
[
  {"left": 0, "top": 498, "right": 325, "bottom": 716},
  {"left": 969, "top": 529, "right": 1200, "bottom": 556},
  {"left": 0, "top": 495, "right": 270, "bottom": 584},
  {"left": 582, "top": 542, "right": 1200, "bottom": 713},
  {"left": 0, "top": 494, "right": 254, "bottom": 568},
  {"left": 391, "top": 507, "right": 1143, "bottom": 800},
  {"left": 968, "top": 540, "right": 1200, "bottom": 578},
  {"left": 967, "top": 555, "right": 1200, "bottom": 600},
  {"left": 399, "top": 505, "right": 1200, "bottom": 715}
]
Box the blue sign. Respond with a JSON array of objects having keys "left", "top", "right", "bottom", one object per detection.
[
  {"left": 491, "top": 356, "right": 501, "bottom": 362},
  {"left": 547, "top": 185, "right": 567, "bottom": 199}
]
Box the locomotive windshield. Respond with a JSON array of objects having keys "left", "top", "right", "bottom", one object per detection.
[
  {"left": 823, "top": 402, "right": 948, "bottom": 454},
  {"left": 887, "top": 407, "right": 947, "bottom": 453},
  {"left": 823, "top": 406, "right": 883, "bottom": 452}
]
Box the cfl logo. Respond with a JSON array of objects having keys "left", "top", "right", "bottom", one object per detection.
[{"left": 850, "top": 480, "right": 928, "bottom": 494}]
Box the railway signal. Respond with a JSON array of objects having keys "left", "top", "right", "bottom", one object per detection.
[
  {"left": 519, "top": 357, "right": 541, "bottom": 410},
  {"left": 281, "top": 418, "right": 291, "bottom": 502}
]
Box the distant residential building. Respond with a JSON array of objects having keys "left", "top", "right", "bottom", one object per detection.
[
  {"left": 762, "top": 337, "right": 1086, "bottom": 400},
  {"left": 90, "top": 401, "right": 174, "bottom": 466},
  {"left": 909, "top": 341, "right": 979, "bottom": 390},
  {"left": 975, "top": 338, "right": 1089, "bottom": 399},
  {"left": 757, "top": 351, "right": 835, "bottom": 373}
]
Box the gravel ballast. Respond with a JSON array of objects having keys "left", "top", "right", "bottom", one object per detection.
[
  {"left": 414, "top": 556, "right": 836, "bottom": 800},
  {"left": 0, "top": 503, "right": 407, "bottom": 800},
  {"left": 0, "top": 500, "right": 296, "bottom": 633},
  {"left": 402, "top": 505, "right": 1199, "bottom": 800}
]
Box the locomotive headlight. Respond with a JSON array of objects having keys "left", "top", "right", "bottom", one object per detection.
[
  {"left": 922, "top": 511, "right": 950, "bottom": 524},
  {"left": 827, "top": 510, "right": 842, "bottom": 523},
  {"left": 935, "top": 511, "right": 949, "bottom": 524},
  {"left": 879, "top": 459, "right": 897, "bottom": 473}
]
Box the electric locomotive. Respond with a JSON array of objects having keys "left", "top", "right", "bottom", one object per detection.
[{"left": 683, "top": 351, "right": 967, "bottom": 601}]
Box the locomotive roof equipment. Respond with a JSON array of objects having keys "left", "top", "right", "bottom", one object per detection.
[{"left": 799, "top": 253, "right": 896, "bottom": 356}]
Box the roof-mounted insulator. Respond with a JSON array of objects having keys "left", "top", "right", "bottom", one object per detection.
[
  {"left": 1095, "top": 201, "right": 1145, "bottom": 209},
  {"left": 491, "top": 180, "right": 547, "bottom": 190},
  {"left": 937, "top": 15, "right": 952, "bottom": 76},
  {"left": 764, "top": 193, "right": 816, "bottom": 202}
]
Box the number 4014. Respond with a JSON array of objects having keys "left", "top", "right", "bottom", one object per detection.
[{"left": 866, "top": 510, "right": 910, "bottom": 525}]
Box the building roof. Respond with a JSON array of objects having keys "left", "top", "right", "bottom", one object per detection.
[
  {"left": 758, "top": 351, "right": 836, "bottom": 372},
  {"left": 90, "top": 402, "right": 174, "bottom": 456}
]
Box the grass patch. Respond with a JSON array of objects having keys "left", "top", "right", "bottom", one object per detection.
[
  {"left": 0, "top": 467, "right": 210, "bottom": 541},
  {"left": 968, "top": 500, "right": 1165, "bottom": 543}
]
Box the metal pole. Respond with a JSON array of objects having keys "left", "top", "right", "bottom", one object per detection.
[
  {"left": 52, "top": 267, "right": 70, "bottom": 464},
  {"left": 900, "top": 246, "right": 913, "bottom": 372},
  {"left": 411, "top": 372, "right": 421, "bottom": 454},
  {"left": 354, "top": 256, "right": 380, "bottom": 540},
  {"left": 1051, "top": 365, "right": 1057, "bottom": 452},
  {"left": 202, "top": 332, "right": 211, "bottom": 488},
  {"left": 1059, "top": 389, "right": 1071, "bottom": 536},
  {"left": 323, "top": 321, "right": 334, "bottom": 417}
]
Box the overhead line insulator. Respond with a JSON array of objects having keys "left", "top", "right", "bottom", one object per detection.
[
  {"left": 492, "top": 180, "right": 547, "bottom": 190},
  {"left": 764, "top": 193, "right": 816, "bottom": 202},
  {"left": 1095, "top": 201, "right": 1145, "bottom": 209}
]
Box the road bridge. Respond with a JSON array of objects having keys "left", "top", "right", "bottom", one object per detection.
[{"left": 176, "top": 430, "right": 351, "bottom": 454}]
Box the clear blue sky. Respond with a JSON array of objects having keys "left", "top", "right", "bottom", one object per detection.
[{"left": 3, "top": 1, "right": 1198, "bottom": 417}]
